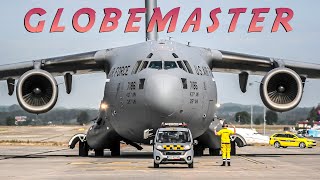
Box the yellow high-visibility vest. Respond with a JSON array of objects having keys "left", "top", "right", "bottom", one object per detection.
[{"left": 217, "top": 128, "right": 234, "bottom": 143}]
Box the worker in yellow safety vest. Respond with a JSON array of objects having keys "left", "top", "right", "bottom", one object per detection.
[{"left": 214, "top": 122, "right": 236, "bottom": 166}]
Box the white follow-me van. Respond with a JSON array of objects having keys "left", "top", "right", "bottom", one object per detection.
[{"left": 152, "top": 123, "right": 196, "bottom": 168}]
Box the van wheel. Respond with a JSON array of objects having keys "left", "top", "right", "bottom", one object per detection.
[
  {"left": 188, "top": 162, "right": 193, "bottom": 168},
  {"left": 299, "top": 142, "right": 306, "bottom": 148},
  {"left": 154, "top": 162, "right": 159, "bottom": 168},
  {"left": 274, "top": 142, "right": 280, "bottom": 148}
]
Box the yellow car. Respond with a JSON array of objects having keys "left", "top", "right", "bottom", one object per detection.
[{"left": 269, "top": 133, "right": 316, "bottom": 148}]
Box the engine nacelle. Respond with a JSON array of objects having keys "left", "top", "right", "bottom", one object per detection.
[
  {"left": 260, "top": 68, "right": 303, "bottom": 112},
  {"left": 16, "top": 69, "right": 58, "bottom": 114}
]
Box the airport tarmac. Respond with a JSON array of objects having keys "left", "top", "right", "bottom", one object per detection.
[{"left": 0, "top": 144, "right": 320, "bottom": 180}]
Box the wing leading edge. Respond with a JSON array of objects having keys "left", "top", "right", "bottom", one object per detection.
[
  {"left": 0, "top": 48, "right": 116, "bottom": 80},
  {"left": 204, "top": 49, "right": 320, "bottom": 78},
  {"left": 202, "top": 48, "right": 320, "bottom": 112},
  {"left": 0, "top": 47, "right": 116, "bottom": 113}
]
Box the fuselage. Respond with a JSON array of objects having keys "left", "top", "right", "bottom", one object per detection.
[{"left": 87, "top": 40, "right": 219, "bottom": 148}]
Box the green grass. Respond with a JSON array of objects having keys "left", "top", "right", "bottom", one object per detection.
[{"left": 0, "top": 128, "right": 8, "bottom": 132}]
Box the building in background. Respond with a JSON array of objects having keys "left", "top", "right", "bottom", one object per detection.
[{"left": 15, "top": 116, "right": 27, "bottom": 125}]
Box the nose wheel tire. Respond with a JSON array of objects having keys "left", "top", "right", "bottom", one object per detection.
[
  {"left": 299, "top": 142, "right": 306, "bottom": 148},
  {"left": 274, "top": 142, "right": 281, "bottom": 148},
  {"left": 154, "top": 162, "right": 159, "bottom": 168}
]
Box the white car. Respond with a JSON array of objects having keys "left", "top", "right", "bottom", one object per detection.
[{"left": 229, "top": 128, "right": 269, "bottom": 144}]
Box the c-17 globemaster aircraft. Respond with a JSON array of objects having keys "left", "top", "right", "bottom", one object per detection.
[{"left": 1, "top": 0, "right": 320, "bottom": 157}]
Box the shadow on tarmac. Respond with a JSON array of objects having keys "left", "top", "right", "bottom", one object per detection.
[
  {"left": 0, "top": 148, "right": 72, "bottom": 161},
  {"left": 1, "top": 149, "right": 320, "bottom": 161},
  {"left": 238, "top": 153, "right": 320, "bottom": 157},
  {"left": 0, "top": 150, "right": 154, "bottom": 160},
  {"left": 147, "top": 166, "right": 190, "bottom": 169}
]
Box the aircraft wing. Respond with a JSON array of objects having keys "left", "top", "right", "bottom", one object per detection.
[
  {"left": 0, "top": 48, "right": 115, "bottom": 80},
  {"left": 204, "top": 48, "right": 320, "bottom": 112},
  {"left": 205, "top": 49, "right": 320, "bottom": 78},
  {"left": 0, "top": 48, "right": 116, "bottom": 114}
]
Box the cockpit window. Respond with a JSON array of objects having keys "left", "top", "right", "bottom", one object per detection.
[
  {"left": 149, "top": 61, "right": 162, "bottom": 70},
  {"left": 164, "top": 61, "right": 178, "bottom": 70}
]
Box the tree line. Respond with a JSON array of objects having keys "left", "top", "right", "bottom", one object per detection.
[
  {"left": 234, "top": 110, "right": 278, "bottom": 125},
  {"left": 231, "top": 104, "right": 320, "bottom": 125},
  {"left": 0, "top": 105, "right": 98, "bottom": 126}
]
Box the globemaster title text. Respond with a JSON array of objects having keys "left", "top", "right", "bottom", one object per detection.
[{"left": 24, "top": 7, "right": 294, "bottom": 33}]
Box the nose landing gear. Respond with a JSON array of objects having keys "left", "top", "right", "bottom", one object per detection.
[
  {"left": 69, "top": 134, "right": 89, "bottom": 157},
  {"left": 69, "top": 134, "right": 122, "bottom": 157}
]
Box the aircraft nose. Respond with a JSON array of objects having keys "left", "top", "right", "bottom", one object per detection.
[{"left": 145, "top": 74, "right": 183, "bottom": 116}]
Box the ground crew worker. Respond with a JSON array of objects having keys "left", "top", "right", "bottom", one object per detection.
[{"left": 214, "top": 122, "right": 236, "bottom": 166}]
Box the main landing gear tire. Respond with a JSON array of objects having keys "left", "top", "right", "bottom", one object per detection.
[
  {"left": 209, "top": 148, "right": 220, "bottom": 156},
  {"left": 79, "top": 141, "right": 89, "bottom": 157},
  {"left": 111, "top": 141, "right": 121, "bottom": 157},
  {"left": 188, "top": 162, "right": 194, "bottom": 168},
  {"left": 231, "top": 141, "right": 236, "bottom": 156},
  {"left": 95, "top": 149, "right": 104, "bottom": 157},
  {"left": 194, "top": 145, "right": 204, "bottom": 156},
  {"left": 154, "top": 162, "right": 159, "bottom": 168}
]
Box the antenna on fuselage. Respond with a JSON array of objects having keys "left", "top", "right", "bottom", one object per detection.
[{"left": 145, "top": 0, "right": 158, "bottom": 41}]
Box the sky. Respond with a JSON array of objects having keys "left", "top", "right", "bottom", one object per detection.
[{"left": 0, "top": 0, "right": 319, "bottom": 109}]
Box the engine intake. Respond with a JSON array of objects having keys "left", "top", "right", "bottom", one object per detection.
[
  {"left": 260, "top": 68, "right": 303, "bottom": 112},
  {"left": 16, "top": 70, "right": 58, "bottom": 114}
]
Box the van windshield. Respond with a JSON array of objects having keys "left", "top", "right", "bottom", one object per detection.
[{"left": 156, "top": 131, "right": 191, "bottom": 143}]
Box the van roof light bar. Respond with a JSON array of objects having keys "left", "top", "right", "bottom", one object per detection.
[{"left": 161, "top": 122, "right": 188, "bottom": 127}]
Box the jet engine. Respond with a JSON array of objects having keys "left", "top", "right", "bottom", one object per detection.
[
  {"left": 16, "top": 69, "right": 58, "bottom": 114},
  {"left": 260, "top": 68, "right": 303, "bottom": 112}
]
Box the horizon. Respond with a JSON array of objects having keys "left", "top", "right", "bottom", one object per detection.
[
  {"left": 0, "top": 102, "right": 318, "bottom": 110},
  {"left": 1, "top": 0, "right": 320, "bottom": 109}
]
